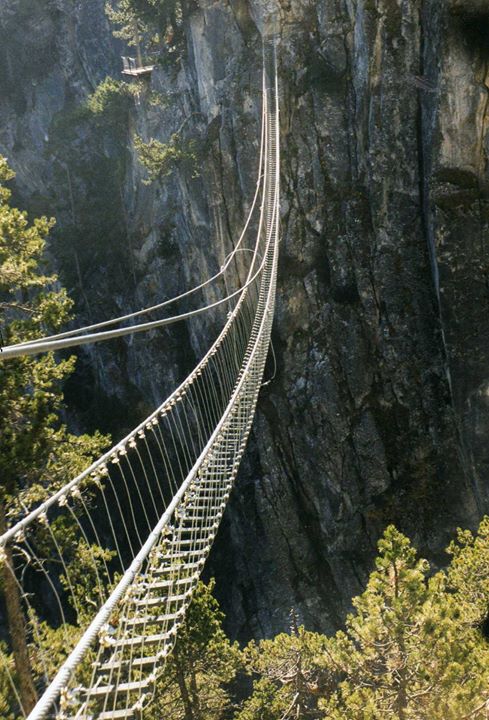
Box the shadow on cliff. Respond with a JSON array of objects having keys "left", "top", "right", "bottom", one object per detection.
[{"left": 449, "top": 5, "right": 489, "bottom": 61}]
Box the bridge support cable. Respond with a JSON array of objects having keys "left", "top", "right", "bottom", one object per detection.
[
  {"left": 0, "top": 255, "right": 267, "bottom": 359},
  {"left": 0, "top": 87, "right": 267, "bottom": 357},
  {"left": 0, "top": 36, "right": 280, "bottom": 720}
]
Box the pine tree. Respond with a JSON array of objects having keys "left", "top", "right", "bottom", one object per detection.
[
  {"left": 238, "top": 618, "right": 334, "bottom": 720},
  {"left": 322, "top": 526, "right": 489, "bottom": 719},
  {"left": 0, "top": 156, "right": 108, "bottom": 715},
  {"left": 148, "top": 579, "right": 243, "bottom": 720},
  {"left": 240, "top": 522, "right": 489, "bottom": 720},
  {"left": 445, "top": 516, "right": 489, "bottom": 626},
  {"left": 105, "top": 0, "right": 184, "bottom": 57}
]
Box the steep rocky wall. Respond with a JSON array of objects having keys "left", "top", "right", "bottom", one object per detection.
[
  {"left": 427, "top": 0, "right": 489, "bottom": 518},
  {"left": 1, "top": 0, "right": 489, "bottom": 640},
  {"left": 210, "top": 0, "right": 479, "bottom": 638}
]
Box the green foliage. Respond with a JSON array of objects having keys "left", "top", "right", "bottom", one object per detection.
[
  {"left": 237, "top": 678, "right": 284, "bottom": 720},
  {"left": 106, "top": 0, "right": 157, "bottom": 46},
  {"left": 241, "top": 522, "right": 489, "bottom": 720},
  {"left": 148, "top": 579, "right": 243, "bottom": 719},
  {"left": 48, "top": 517, "right": 116, "bottom": 624},
  {"left": 0, "top": 158, "right": 110, "bottom": 715},
  {"left": 29, "top": 618, "right": 98, "bottom": 693},
  {"left": 147, "top": 89, "right": 170, "bottom": 107},
  {"left": 0, "top": 158, "right": 109, "bottom": 503},
  {"left": 29, "top": 618, "right": 81, "bottom": 682},
  {"left": 87, "top": 77, "right": 140, "bottom": 117},
  {"left": 0, "top": 643, "right": 16, "bottom": 720},
  {"left": 134, "top": 133, "right": 199, "bottom": 182},
  {"left": 445, "top": 516, "right": 489, "bottom": 625},
  {"left": 239, "top": 622, "right": 333, "bottom": 720},
  {"left": 319, "top": 526, "right": 489, "bottom": 720},
  {"left": 105, "top": 0, "right": 185, "bottom": 57}
]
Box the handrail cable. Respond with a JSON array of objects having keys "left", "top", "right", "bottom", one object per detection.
[
  {"left": 24, "top": 44, "right": 280, "bottom": 717},
  {"left": 0, "top": 30, "right": 280, "bottom": 720},
  {"left": 0, "top": 65, "right": 270, "bottom": 548},
  {"left": 5, "top": 94, "right": 266, "bottom": 353}
]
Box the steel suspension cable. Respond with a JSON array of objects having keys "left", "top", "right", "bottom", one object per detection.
[{"left": 3, "top": 91, "right": 267, "bottom": 354}]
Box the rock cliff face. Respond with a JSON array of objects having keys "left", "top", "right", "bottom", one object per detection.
[{"left": 1, "top": 0, "right": 489, "bottom": 640}]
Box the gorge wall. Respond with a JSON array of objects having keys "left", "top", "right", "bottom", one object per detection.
[{"left": 1, "top": 0, "right": 489, "bottom": 640}]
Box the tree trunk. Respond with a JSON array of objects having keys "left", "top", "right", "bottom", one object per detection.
[
  {"left": 189, "top": 669, "right": 201, "bottom": 718},
  {"left": 174, "top": 658, "right": 194, "bottom": 720},
  {"left": 394, "top": 634, "right": 408, "bottom": 720},
  {"left": 132, "top": 17, "right": 143, "bottom": 68},
  {"left": 0, "top": 502, "right": 37, "bottom": 714}
]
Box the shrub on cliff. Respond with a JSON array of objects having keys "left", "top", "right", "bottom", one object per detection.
[
  {"left": 134, "top": 133, "right": 199, "bottom": 182},
  {"left": 87, "top": 76, "right": 140, "bottom": 117},
  {"left": 106, "top": 0, "right": 185, "bottom": 57}
]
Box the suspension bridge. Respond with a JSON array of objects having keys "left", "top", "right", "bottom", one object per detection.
[{"left": 0, "top": 35, "right": 280, "bottom": 720}]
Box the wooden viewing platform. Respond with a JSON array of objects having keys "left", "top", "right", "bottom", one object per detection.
[{"left": 122, "top": 56, "right": 155, "bottom": 77}]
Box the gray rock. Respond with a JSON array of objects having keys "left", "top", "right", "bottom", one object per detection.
[{"left": 1, "top": 0, "right": 489, "bottom": 640}]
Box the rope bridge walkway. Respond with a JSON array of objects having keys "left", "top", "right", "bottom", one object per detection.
[{"left": 0, "top": 38, "right": 280, "bottom": 720}]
